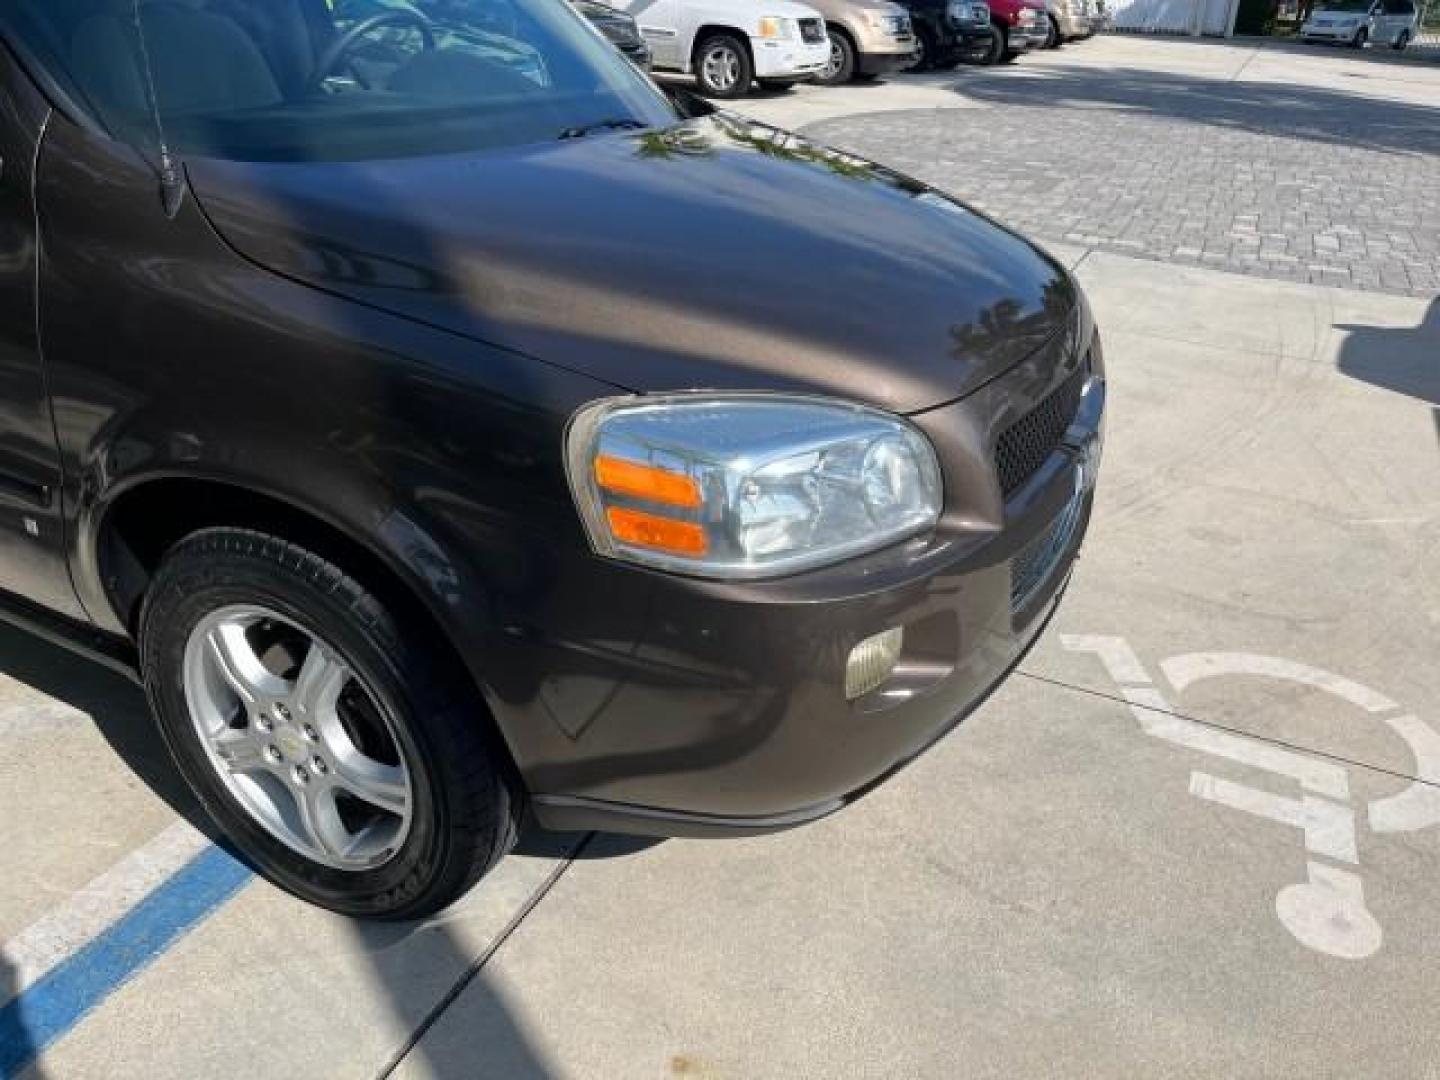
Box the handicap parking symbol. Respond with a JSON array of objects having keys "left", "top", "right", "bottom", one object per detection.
[{"left": 1062, "top": 635, "right": 1440, "bottom": 961}]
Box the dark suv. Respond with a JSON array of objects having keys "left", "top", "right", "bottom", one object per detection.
[
  {"left": 0, "top": 0, "right": 1103, "bottom": 918},
  {"left": 897, "top": 0, "right": 1003, "bottom": 67}
]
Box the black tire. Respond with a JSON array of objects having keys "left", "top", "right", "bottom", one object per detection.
[
  {"left": 908, "top": 25, "right": 936, "bottom": 70},
  {"left": 974, "top": 25, "right": 1005, "bottom": 64},
  {"left": 1351, "top": 25, "right": 1367, "bottom": 46},
  {"left": 757, "top": 78, "right": 801, "bottom": 91},
  {"left": 694, "top": 32, "right": 752, "bottom": 98},
  {"left": 140, "top": 528, "right": 520, "bottom": 919},
  {"left": 1392, "top": 29, "right": 1409, "bottom": 49},
  {"left": 1044, "top": 13, "right": 1062, "bottom": 47},
  {"left": 814, "top": 27, "right": 857, "bottom": 85}
]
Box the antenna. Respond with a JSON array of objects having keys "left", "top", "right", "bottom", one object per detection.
[{"left": 130, "top": 0, "right": 185, "bottom": 218}]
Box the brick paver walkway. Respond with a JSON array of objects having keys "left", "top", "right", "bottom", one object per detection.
[{"left": 802, "top": 65, "right": 1440, "bottom": 296}]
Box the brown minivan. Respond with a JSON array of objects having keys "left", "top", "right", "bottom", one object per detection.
[{"left": 0, "top": 0, "right": 1103, "bottom": 916}]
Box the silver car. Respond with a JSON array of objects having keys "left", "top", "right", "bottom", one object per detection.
[
  {"left": 1300, "top": 0, "right": 1420, "bottom": 48},
  {"left": 806, "top": 0, "right": 919, "bottom": 84}
]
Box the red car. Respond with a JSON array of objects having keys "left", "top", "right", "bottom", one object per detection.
[{"left": 986, "top": 0, "right": 1049, "bottom": 60}]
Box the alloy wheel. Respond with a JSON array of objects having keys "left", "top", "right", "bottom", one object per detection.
[
  {"left": 821, "top": 38, "right": 844, "bottom": 80},
  {"left": 701, "top": 44, "right": 742, "bottom": 93},
  {"left": 183, "top": 605, "right": 413, "bottom": 871}
]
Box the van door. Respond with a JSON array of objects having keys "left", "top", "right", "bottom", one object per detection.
[
  {"left": 612, "top": 0, "right": 689, "bottom": 69},
  {"left": 0, "top": 42, "right": 85, "bottom": 619}
]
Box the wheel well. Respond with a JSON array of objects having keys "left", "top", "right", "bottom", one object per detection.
[
  {"left": 692, "top": 24, "right": 753, "bottom": 69},
  {"left": 100, "top": 480, "right": 462, "bottom": 678},
  {"left": 101, "top": 478, "right": 528, "bottom": 803},
  {"left": 827, "top": 21, "right": 855, "bottom": 45}
]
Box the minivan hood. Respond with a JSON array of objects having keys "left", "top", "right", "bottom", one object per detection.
[{"left": 186, "top": 115, "right": 1075, "bottom": 414}]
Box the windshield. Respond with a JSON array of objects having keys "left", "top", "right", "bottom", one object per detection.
[{"left": 6, "top": 0, "right": 677, "bottom": 162}]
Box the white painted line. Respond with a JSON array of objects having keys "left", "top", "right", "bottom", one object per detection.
[
  {"left": 1370, "top": 714, "right": 1440, "bottom": 833},
  {"left": 1275, "top": 862, "right": 1382, "bottom": 961},
  {"left": 1161, "top": 653, "right": 1399, "bottom": 714},
  {"left": 1065, "top": 636, "right": 1353, "bottom": 800},
  {"left": 0, "top": 821, "right": 211, "bottom": 1009},
  {"left": 1126, "top": 688, "right": 1352, "bottom": 801},
  {"left": 1189, "top": 772, "right": 1358, "bottom": 864},
  {"left": 1061, "top": 633, "right": 1413, "bottom": 961},
  {"left": 1058, "top": 633, "right": 1153, "bottom": 685}
]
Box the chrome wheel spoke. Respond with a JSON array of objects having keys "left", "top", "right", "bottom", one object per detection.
[
  {"left": 204, "top": 622, "right": 272, "bottom": 706},
  {"left": 291, "top": 643, "right": 349, "bottom": 722},
  {"left": 211, "top": 729, "right": 270, "bottom": 774},
  {"left": 333, "top": 754, "right": 409, "bottom": 817},
  {"left": 295, "top": 782, "right": 353, "bottom": 862}
]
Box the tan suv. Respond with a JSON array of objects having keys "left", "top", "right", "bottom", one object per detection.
[{"left": 806, "top": 0, "right": 919, "bottom": 84}]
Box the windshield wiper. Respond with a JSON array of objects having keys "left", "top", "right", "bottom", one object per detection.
[{"left": 558, "top": 118, "right": 647, "bottom": 140}]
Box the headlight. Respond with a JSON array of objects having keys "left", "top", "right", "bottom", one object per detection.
[
  {"left": 949, "top": 0, "right": 990, "bottom": 21},
  {"left": 756, "top": 15, "right": 795, "bottom": 38},
  {"left": 566, "top": 395, "right": 944, "bottom": 578},
  {"left": 865, "top": 8, "right": 911, "bottom": 32}
]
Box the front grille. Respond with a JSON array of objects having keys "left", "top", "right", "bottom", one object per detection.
[
  {"left": 1009, "top": 482, "right": 1084, "bottom": 612},
  {"left": 799, "top": 17, "right": 825, "bottom": 42},
  {"left": 994, "top": 360, "right": 1087, "bottom": 500}
]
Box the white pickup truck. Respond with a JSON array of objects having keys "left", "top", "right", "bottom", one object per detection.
[{"left": 612, "top": 0, "right": 831, "bottom": 96}]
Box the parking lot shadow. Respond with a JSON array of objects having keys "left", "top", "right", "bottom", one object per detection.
[
  {"left": 0, "top": 621, "right": 211, "bottom": 832},
  {"left": 1335, "top": 297, "right": 1440, "bottom": 408},
  {"left": 951, "top": 62, "right": 1440, "bottom": 156},
  {"left": 1, "top": 951, "right": 50, "bottom": 1080},
  {"left": 355, "top": 919, "right": 555, "bottom": 1080}
]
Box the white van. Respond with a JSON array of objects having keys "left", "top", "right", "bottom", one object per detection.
[
  {"left": 1300, "top": 0, "right": 1421, "bottom": 49},
  {"left": 612, "top": 0, "right": 831, "bottom": 96}
]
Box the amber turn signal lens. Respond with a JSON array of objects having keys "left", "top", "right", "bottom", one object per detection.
[
  {"left": 606, "top": 507, "right": 708, "bottom": 557},
  {"left": 594, "top": 455, "right": 702, "bottom": 509}
]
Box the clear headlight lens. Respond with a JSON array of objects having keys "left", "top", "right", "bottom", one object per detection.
[
  {"left": 950, "top": 0, "right": 991, "bottom": 22},
  {"left": 866, "top": 8, "right": 911, "bottom": 32},
  {"left": 566, "top": 395, "right": 944, "bottom": 579},
  {"left": 757, "top": 15, "right": 795, "bottom": 38}
]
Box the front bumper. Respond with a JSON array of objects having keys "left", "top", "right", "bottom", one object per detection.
[
  {"left": 1300, "top": 21, "right": 1365, "bottom": 38},
  {"left": 857, "top": 42, "right": 921, "bottom": 74},
  {"left": 852, "top": 19, "right": 920, "bottom": 58},
  {"left": 1007, "top": 19, "right": 1049, "bottom": 48},
  {"left": 508, "top": 324, "right": 1106, "bottom": 838},
  {"left": 752, "top": 36, "right": 833, "bottom": 77}
]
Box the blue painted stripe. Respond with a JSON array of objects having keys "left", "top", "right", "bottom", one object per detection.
[{"left": 0, "top": 845, "right": 251, "bottom": 1078}]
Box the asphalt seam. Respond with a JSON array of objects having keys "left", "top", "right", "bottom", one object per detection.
[
  {"left": 1017, "top": 668, "right": 1440, "bottom": 790},
  {"left": 372, "top": 831, "right": 595, "bottom": 1080}
]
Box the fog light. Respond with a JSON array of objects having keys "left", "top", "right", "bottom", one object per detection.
[{"left": 845, "top": 627, "right": 904, "bottom": 700}]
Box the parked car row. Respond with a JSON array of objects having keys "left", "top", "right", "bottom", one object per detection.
[{"left": 573, "top": 0, "right": 1106, "bottom": 95}]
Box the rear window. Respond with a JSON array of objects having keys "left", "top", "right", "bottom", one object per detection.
[{"left": 2, "top": 0, "right": 676, "bottom": 162}]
